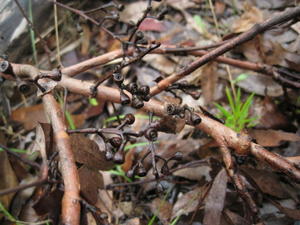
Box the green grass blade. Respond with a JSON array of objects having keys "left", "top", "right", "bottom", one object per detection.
[
  {"left": 214, "top": 103, "right": 231, "bottom": 118},
  {"left": 28, "top": 0, "right": 37, "bottom": 64},
  {"left": 225, "top": 87, "right": 236, "bottom": 115},
  {"left": 0, "top": 147, "right": 27, "bottom": 154},
  {"left": 65, "top": 111, "right": 76, "bottom": 130}
]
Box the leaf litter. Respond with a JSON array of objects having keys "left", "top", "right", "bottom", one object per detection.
[{"left": 1, "top": 1, "right": 300, "bottom": 225}]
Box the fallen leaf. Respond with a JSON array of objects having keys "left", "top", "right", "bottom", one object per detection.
[
  {"left": 32, "top": 189, "right": 63, "bottom": 216},
  {"left": 231, "top": 3, "right": 263, "bottom": 33},
  {"left": 95, "top": 171, "right": 114, "bottom": 223},
  {"left": 203, "top": 168, "right": 227, "bottom": 225},
  {"left": 119, "top": 1, "right": 161, "bottom": 24},
  {"left": 0, "top": 151, "right": 18, "bottom": 219},
  {"left": 78, "top": 165, "right": 104, "bottom": 204},
  {"left": 234, "top": 72, "right": 283, "bottom": 97},
  {"left": 248, "top": 129, "right": 300, "bottom": 147},
  {"left": 270, "top": 199, "right": 300, "bottom": 220},
  {"left": 223, "top": 209, "right": 251, "bottom": 225},
  {"left": 125, "top": 218, "right": 141, "bottom": 225},
  {"left": 256, "top": 96, "right": 290, "bottom": 129},
  {"left": 242, "top": 167, "right": 289, "bottom": 198},
  {"left": 172, "top": 185, "right": 208, "bottom": 219},
  {"left": 173, "top": 165, "right": 212, "bottom": 182},
  {"left": 150, "top": 198, "right": 173, "bottom": 225},
  {"left": 11, "top": 104, "right": 85, "bottom": 130},
  {"left": 11, "top": 104, "right": 47, "bottom": 130},
  {"left": 201, "top": 62, "right": 218, "bottom": 104},
  {"left": 215, "top": 1, "right": 226, "bottom": 17},
  {"left": 142, "top": 54, "right": 176, "bottom": 75},
  {"left": 139, "top": 18, "right": 165, "bottom": 32},
  {"left": 166, "top": 0, "right": 197, "bottom": 10},
  {"left": 81, "top": 23, "right": 91, "bottom": 56},
  {"left": 70, "top": 134, "right": 114, "bottom": 171}
]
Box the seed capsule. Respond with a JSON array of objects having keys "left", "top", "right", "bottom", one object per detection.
[
  {"left": 135, "top": 31, "right": 144, "bottom": 41},
  {"left": 141, "top": 95, "right": 151, "bottom": 102},
  {"left": 190, "top": 113, "right": 201, "bottom": 125},
  {"left": 131, "top": 95, "right": 144, "bottom": 109},
  {"left": 0, "top": 61, "right": 12, "bottom": 74},
  {"left": 113, "top": 73, "right": 124, "bottom": 85},
  {"left": 120, "top": 90, "right": 130, "bottom": 105},
  {"left": 136, "top": 164, "right": 147, "bottom": 177},
  {"left": 173, "top": 152, "right": 183, "bottom": 161},
  {"left": 126, "top": 83, "right": 138, "bottom": 94},
  {"left": 105, "top": 149, "right": 114, "bottom": 161},
  {"left": 161, "top": 164, "right": 169, "bottom": 175},
  {"left": 138, "top": 85, "right": 150, "bottom": 96},
  {"left": 18, "top": 81, "right": 31, "bottom": 94},
  {"left": 145, "top": 128, "right": 158, "bottom": 142},
  {"left": 124, "top": 113, "right": 135, "bottom": 125},
  {"left": 109, "top": 136, "right": 122, "bottom": 148},
  {"left": 166, "top": 104, "right": 180, "bottom": 115},
  {"left": 113, "top": 150, "right": 125, "bottom": 164},
  {"left": 100, "top": 213, "right": 108, "bottom": 220},
  {"left": 126, "top": 169, "right": 135, "bottom": 179}
]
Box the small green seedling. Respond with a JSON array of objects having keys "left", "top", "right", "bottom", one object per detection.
[{"left": 215, "top": 75, "right": 258, "bottom": 132}]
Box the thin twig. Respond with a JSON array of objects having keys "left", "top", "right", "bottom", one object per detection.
[{"left": 149, "top": 6, "right": 300, "bottom": 96}]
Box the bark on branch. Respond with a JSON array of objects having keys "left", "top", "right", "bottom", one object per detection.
[{"left": 42, "top": 93, "right": 80, "bottom": 225}]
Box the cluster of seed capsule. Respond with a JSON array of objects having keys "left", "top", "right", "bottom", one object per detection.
[
  {"left": 113, "top": 72, "right": 151, "bottom": 109},
  {"left": 104, "top": 113, "right": 136, "bottom": 164},
  {"left": 166, "top": 104, "right": 202, "bottom": 125}
]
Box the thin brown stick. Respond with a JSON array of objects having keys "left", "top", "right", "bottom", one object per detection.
[
  {"left": 149, "top": 6, "right": 300, "bottom": 96},
  {"left": 156, "top": 47, "right": 274, "bottom": 76},
  {"left": 43, "top": 93, "right": 80, "bottom": 225},
  {"left": 219, "top": 146, "right": 257, "bottom": 215},
  {"left": 0, "top": 144, "right": 40, "bottom": 170}
]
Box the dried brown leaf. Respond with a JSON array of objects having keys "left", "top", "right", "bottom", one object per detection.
[
  {"left": 223, "top": 209, "right": 251, "bottom": 225},
  {"left": 172, "top": 185, "right": 207, "bottom": 219},
  {"left": 173, "top": 165, "right": 212, "bottom": 182},
  {"left": 203, "top": 168, "right": 227, "bottom": 225},
  {"left": 78, "top": 165, "right": 104, "bottom": 204},
  {"left": 150, "top": 198, "right": 173, "bottom": 225},
  {"left": 70, "top": 134, "right": 114, "bottom": 171},
  {"left": 201, "top": 62, "right": 218, "bottom": 104},
  {"left": 125, "top": 218, "right": 141, "bottom": 225},
  {"left": 248, "top": 129, "right": 300, "bottom": 147},
  {"left": 232, "top": 3, "right": 263, "bottom": 33},
  {"left": 33, "top": 189, "right": 63, "bottom": 216},
  {"left": 11, "top": 104, "right": 85, "bottom": 131},
  {"left": 270, "top": 199, "right": 300, "bottom": 220},
  {"left": 242, "top": 168, "right": 289, "bottom": 198},
  {"left": 0, "top": 151, "right": 18, "bottom": 217},
  {"left": 256, "top": 96, "right": 290, "bottom": 129}
]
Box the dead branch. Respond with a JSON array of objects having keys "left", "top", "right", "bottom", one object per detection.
[
  {"left": 149, "top": 6, "right": 300, "bottom": 96},
  {"left": 2, "top": 62, "right": 300, "bottom": 181},
  {"left": 43, "top": 93, "right": 80, "bottom": 225}
]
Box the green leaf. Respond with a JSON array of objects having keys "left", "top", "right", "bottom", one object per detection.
[
  {"left": 65, "top": 111, "right": 76, "bottom": 130},
  {"left": 214, "top": 103, "right": 231, "bottom": 118},
  {"left": 88, "top": 98, "right": 98, "bottom": 106},
  {"left": 225, "top": 87, "right": 236, "bottom": 115},
  {"left": 124, "top": 142, "right": 158, "bottom": 151},
  {"left": 232, "top": 73, "right": 249, "bottom": 84},
  {"left": 193, "top": 15, "right": 206, "bottom": 33}
]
